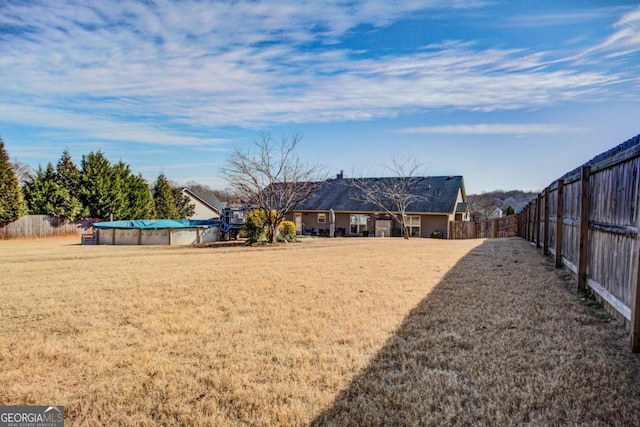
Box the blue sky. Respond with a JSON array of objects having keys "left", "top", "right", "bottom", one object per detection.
[{"left": 1, "top": 0, "right": 639, "bottom": 194}]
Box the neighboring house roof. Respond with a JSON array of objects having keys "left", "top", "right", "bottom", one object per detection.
[
  {"left": 296, "top": 176, "right": 465, "bottom": 214},
  {"left": 183, "top": 188, "right": 223, "bottom": 214},
  {"left": 456, "top": 202, "right": 470, "bottom": 213}
]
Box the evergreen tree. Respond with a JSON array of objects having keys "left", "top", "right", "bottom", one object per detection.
[
  {"left": 173, "top": 186, "right": 195, "bottom": 218},
  {"left": 55, "top": 150, "right": 85, "bottom": 219},
  {"left": 0, "top": 138, "right": 28, "bottom": 223},
  {"left": 123, "top": 170, "right": 155, "bottom": 219},
  {"left": 153, "top": 173, "right": 179, "bottom": 218},
  {"left": 79, "top": 151, "right": 127, "bottom": 219},
  {"left": 56, "top": 150, "right": 81, "bottom": 197},
  {"left": 23, "top": 163, "right": 82, "bottom": 219}
]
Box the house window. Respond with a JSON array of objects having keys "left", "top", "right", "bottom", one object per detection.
[
  {"left": 350, "top": 214, "right": 368, "bottom": 234},
  {"left": 406, "top": 215, "right": 421, "bottom": 237},
  {"left": 318, "top": 213, "right": 327, "bottom": 224}
]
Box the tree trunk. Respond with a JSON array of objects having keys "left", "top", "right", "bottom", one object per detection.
[
  {"left": 403, "top": 224, "right": 410, "bottom": 239},
  {"left": 267, "top": 224, "right": 278, "bottom": 244}
]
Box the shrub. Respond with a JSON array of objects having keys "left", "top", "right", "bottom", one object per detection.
[
  {"left": 391, "top": 228, "right": 402, "bottom": 237},
  {"left": 430, "top": 230, "right": 444, "bottom": 239},
  {"left": 242, "top": 209, "right": 267, "bottom": 245},
  {"left": 278, "top": 220, "right": 296, "bottom": 241}
]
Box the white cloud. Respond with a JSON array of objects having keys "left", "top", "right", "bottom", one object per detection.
[
  {"left": 501, "top": 8, "right": 622, "bottom": 28},
  {"left": 396, "top": 124, "right": 582, "bottom": 135},
  {"left": 0, "top": 0, "right": 635, "bottom": 148},
  {"left": 574, "top": 6, "right": 640, "bottom": 59},
  {"left": 0, "top": 104, "right": 227, "bottom": 147}
]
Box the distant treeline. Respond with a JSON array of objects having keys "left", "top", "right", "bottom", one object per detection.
[{"left": 468, "top": 190, "right": 537, "bottom": 221}]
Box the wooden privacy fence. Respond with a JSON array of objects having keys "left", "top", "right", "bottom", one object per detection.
[
  {"left": 518, "top": 134, "right": 640, "bottom": 352},
  {"left": 0, "top": 215, "right": 97, "bottom": 240},
  {"left": 450, "top": 215, "right": 518, "bottom": 240}
]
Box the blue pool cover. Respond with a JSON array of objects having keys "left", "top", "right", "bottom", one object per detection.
[{"left": 93, "top": 219, "right": 220, "bottom": 230}]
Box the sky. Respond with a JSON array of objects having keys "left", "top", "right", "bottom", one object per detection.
[{"left": 1, "top": 0, "right": 639, "bottom": 194}]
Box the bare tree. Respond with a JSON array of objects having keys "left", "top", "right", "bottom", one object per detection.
[
  {"left": 351, "top": 156, "right": 426, "bottom": 239},
  {"left": 11, "top": 160, "right": 32, "bottom": 185},
  {"left": 185, "top": 180, "right": 239, "bottom": 204},
  {"left": 222, "top": 132, "right": 324, "bottom": 244},
  {"left": 468, "top": 193, "right": 501, "bottom": 221}
]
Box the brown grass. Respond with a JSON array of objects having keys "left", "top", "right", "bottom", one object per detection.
[{"left": 1, "top": 237, "right": 639, "bottom": 426}]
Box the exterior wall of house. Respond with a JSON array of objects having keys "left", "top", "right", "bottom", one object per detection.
[
  {"left": 453, "top": 188, "right": 471, "bottom": 222},
  {"left": 291, "top": 211, "right": 351, "bottom": 236},
  {"left": 290, "top": 211, "right": 449, "bottom": 238},
  {"left": 297, "top": 211, "right": 328, "bottom": 231},
  {"left": 291, "top": 211, "right": 372, "bottom": 236},
  {"left": 420, "top": 215, "right": 449, "bottom": 238},
  {"left": 389, "top": 214, "right": 448, "bottom": 238},
  {"left": 188, "top": 197, "right": 220, "bottom": 220}
]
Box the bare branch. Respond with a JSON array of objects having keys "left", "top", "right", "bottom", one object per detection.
[
  {"left": 11, "top": 160, "right": 33, "bottom": 185},
  {"left": 351, "top": 156, "right": 428, "bottom": 239},
  {"left": 222, "top": 132, "right": 325, "bottom": 243}
]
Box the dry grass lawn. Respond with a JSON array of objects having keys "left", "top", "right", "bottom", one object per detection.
[{"left": 1, "top": 237, "right": 639, "bottom": 426}]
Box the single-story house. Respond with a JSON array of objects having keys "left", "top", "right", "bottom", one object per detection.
[
  {"left": 182, "top": 188, "right": 223, "bottom": 220},
  {"left": 288, "top": 173, "right": 470, "bottom": 238}
]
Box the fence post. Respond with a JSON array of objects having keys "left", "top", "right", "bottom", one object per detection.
[
  {"left": 529, "top": 203, "right": 534, "bottom": 241},
  {"left": 492, "top": 219, "right": 498, "bottom": 238},
  {"left": 535, "top": 194, "right": 541, "bottom": 248},
  {"left": 578, "top": 166, "right": 591, "bottom": 291},
  {"left": 543, "top": 187, "right": 550, "bottom": 255},
  {"left": 555, "top": 180, "right": 564, "bottom": 268},
  {"left": 633, "top": 228, "right": 640, "bottom": 352},
  {"left": 526, "top": 203, "right": 531, "bottom": 241}
]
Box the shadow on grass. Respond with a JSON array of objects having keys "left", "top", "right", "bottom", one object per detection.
[{"left": 311, "top": 238, "right": 640, "bottom": 427}]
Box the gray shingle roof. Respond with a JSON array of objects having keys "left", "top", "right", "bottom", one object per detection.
[
  {"left": 184, "top": 188, "right": 223, "bottom": 212},
  {"left": 297, "top": 176, "right": 464, "bottom": 214},
  {"left": 456, "top": 202, "right": 469, "bottom": 213}
]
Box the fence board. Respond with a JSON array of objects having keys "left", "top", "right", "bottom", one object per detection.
[
  {"left": 450, "top": 216, "right": 518, "bottom": 240},
  {"left": 0, "top": 215, "right": 97, "bottom": 240},
  {"left": 516, "top": 134, "right": 640, "bottom": 351}
]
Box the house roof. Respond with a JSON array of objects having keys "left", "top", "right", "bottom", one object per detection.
[
  {"left": 296, "top": 176, "right": 465, "bottom": 214},
  {"left": 456, "top": 202, "right": 469, "bottom": 213},
  {"left": 183, "top": 188, "right": 223, "bottom": 213}
]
